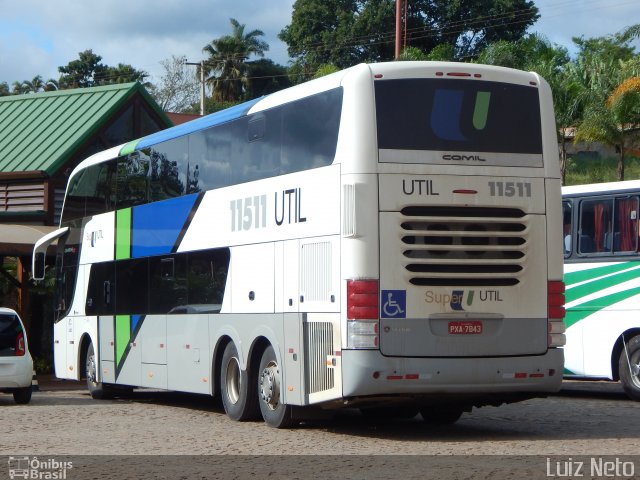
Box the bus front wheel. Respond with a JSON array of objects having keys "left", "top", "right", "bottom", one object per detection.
[
  {"left": 258, "top": 345, "right": 295, "bottom": 428},
  {"left": 220, "top": 342, "right": 259, "bottom": 421},
  {"left": 619, "top": 335, "right": 640, "bottom": 401}
]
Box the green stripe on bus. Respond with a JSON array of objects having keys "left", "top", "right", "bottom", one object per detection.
[
  {"left": 115, "top": 315, "right": 130, "bottom": 366},
  {"left": 115, "top": 208, "right": 132, "bottom": 260},
  {"left": 119, "top": 140, "right": 139, "bottom": 156},
  {"left": 564, "top": 261, "right": 639, "bottom": 286},
  {"left": 563, "top": 368, "right": 576, "bottom": 375},
  {"left": 565, "top": 285, "right": 640, "bottom": 328},
  {"left": 473, "top": 92, "right": 490, "bottom": 130},
  {"left": 565, "top": 265, "right": 640, "bottom": 304}
]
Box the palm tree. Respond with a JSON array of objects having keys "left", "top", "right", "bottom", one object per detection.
[
  {"left": 202, "top": 18, "right": 269, "bottom": 102},
  {"left": 574, "top": 56, "right": 640, "bottom": 181}
]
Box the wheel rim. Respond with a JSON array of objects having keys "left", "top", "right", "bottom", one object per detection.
[
  {"left": 629, "top": 349, "right": 640, "bottom": 389},
  {"left": 260, "top": 360, "right": 280, "bottom": 411},
  {"left": 86, "top": 352, "right": 97, "bottom": 386},
  {"left": 225, "top": 356, "right": 242, "bottom": 405}
]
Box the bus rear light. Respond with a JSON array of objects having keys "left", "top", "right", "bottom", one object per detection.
[
  {"left": 346, "top": 280, "right": 379, "bottom": 349},
  {"left": 548, "top": 281, "right": 565, "bottom": 320},
  {"left": 16, "top": 332, "right": 25, "bottom": 356},
  {"left": 347, "top": 320, "right": 379, "bottom": 349},
  {"left": 548, "top": 321, "right": 566, "bottom": 334},
  {"left": 548, "top": 333, "right": 566, "bottom": 348},
  {"left": 347, "top": 280, "right": 378, "bottom": 319}
]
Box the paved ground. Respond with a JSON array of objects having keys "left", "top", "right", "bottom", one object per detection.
[{"left": 1, "top": 378, "right": 638, "bottom": 479}]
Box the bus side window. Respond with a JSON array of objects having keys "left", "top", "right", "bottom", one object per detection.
[
  {"left": 613, "top": 196, "right": 639, "bottom": 253},
  {"left": 563, "top": 201, "right": 572, "bottom": 255},
  {"left": 578, "top": 199, "right": 613, "bottom": 254}
]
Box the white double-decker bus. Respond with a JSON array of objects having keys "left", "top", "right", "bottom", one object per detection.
[
  {"left": 34, "top": 61, "right": 565, "bottom": 427},
  {"left": 563, "top": 180, "right": 640, "bottom": 401}
]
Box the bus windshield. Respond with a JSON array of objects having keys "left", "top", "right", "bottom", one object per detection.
[{"left": 375, "top": 78, "right": 543, "bottom": 167}]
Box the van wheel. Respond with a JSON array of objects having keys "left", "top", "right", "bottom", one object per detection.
[
  {"left": 220, "top": 342, "right": 259, "bottom": 421},
  {"left": 86, "top": 343, "right": 113, "bottom": 399},
  {"left": 258, "top": 345, "right": 295, "bottom": 428},
  {"left": 619, "top": 335, "right": 640, "bottom": 401},
  {"left": 419, "top": 407, "right": 464, "bottom": 425},
  {"left": 13, "top": 387, "right": 32, "bottom": 404}
]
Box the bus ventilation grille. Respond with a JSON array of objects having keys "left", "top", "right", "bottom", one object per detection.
[
  {"left": 400, "top": 206, "right": 527, "bottom": 287},
  {"left": 304, "top": 321, "right": 334, "bottom": 394}
]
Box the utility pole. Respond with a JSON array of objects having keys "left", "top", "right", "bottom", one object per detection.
[
  {"left": 185, "top": 60, "right": 206, "bottom": 116},
  {"left": 395, "top": 0, "right": 403, "bottom": 59}
]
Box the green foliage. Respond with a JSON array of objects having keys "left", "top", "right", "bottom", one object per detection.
[
  {"left": 477, "top": 34, "right": 569, "bottom": 71},
  {"left": 572, "top": 24, "right": 640, "bottom": 181},
  {"left": 565, "top": 155, "right": 640, "bottom": 185},
  {"left": 313, "top": 64, "right": 340, "bottom": 78},
  {"left": 33, "top": 356, "right": 53, "bottom": 374},
  {"left": 202, "top": 18, "right": 269, "bottom": 102},
  {"left": 58, "top": 49, "right": 148, "bottom": 89},
  {"left": 245, "top": 59, "right": 292, "bottom": 98},
  {"left": 280, "top": 0, "right": 539, "bottom": 71}
]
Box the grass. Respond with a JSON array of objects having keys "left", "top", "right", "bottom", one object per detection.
[{"left": 565, "top": 154, "right": 640, "bottom": 186}]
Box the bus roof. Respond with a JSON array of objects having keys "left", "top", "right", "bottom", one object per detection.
[{"left": 562, "top": 180, "right": 640, "bottom": 197}]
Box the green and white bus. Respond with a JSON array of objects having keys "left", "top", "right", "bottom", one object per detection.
[
  {"left": 34, "top": 61, "right": 565, "bottom": 427},
  {"left": 563, "top": 180, "right": 640, "bottom": 400}
]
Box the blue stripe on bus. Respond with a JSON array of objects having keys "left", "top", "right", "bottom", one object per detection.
[
  {"left": 131, "top": 194, "right": 199, "bottom": 258},
  {"left": 130, "top": 97, "right": 263, "bottom": 151},
  {"left": 131, "top": 314, "right": 142, "bottom": 333}
]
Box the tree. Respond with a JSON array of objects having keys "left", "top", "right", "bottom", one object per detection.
[
  {"left": 0, "top": 82, "right": 9, "bottom": 96},
  {"left": 104, "top": 63, "right": 150, "bottom": 87},
  {"left": 58, "top": 49, "right": 148, "bottom": 89},
  {"left": 279, "top": 0, "right": 539, "bottom": 70},
  {"left": 244, "top": 59, "right": 291, "bottom": 99},
  {"left": 202, "top": 18, "right": 269, "bottom": 102},
  {"left": 148, "top": 55, "right": 200, "bottom": 113},
  {"left": 573, "top": 24, "right": 640, "bottom": 181},
  {"left": 58, "top": 50, "right": 109, "bottom": 89},
  {"left": 477, "top": 34, "right": 567, "bottom": 71}
]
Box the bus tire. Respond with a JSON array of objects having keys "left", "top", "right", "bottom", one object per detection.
[
  {"left": 258, "top": 345, "right": 295, "bottom": 428},
  {"left": 86, "top": 342, "right": 113, "bottom": 400},
  {"left": 619, "top": 335, "right": 640, "bottom": 401},
  {"left": 419, "top": 407, "right": 464, "bottom": 425},
  {"left": 220, "top": 342, "right": 259, "bottom": 421}
]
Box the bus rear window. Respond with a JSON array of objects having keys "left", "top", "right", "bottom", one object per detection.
[{"left": 375, "top": 78, "right": 543, "bottom": 166}]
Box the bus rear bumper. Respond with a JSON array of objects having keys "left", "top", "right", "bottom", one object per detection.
[{"left": 341, "top": 349, "right": 564, "bottom": 398}]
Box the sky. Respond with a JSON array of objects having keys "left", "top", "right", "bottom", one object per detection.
[{"left": 0, "top": 0, "right": 638, "bottom": 87}]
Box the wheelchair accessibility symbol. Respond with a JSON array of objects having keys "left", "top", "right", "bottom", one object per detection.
[{"left": 381, "top": 290, "right": 406, "bottom": 318}]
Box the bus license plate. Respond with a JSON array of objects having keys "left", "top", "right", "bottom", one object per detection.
[{"left": 448, "top": 321, "right": 483, "bottom": 334}]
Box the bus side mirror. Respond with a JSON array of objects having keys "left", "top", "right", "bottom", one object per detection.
[
  {"left": 32, "top": 227, "right": 69, "bottom": 282},
  {"left": 33, "top": 252, "right": 46, "bottom": 281}
]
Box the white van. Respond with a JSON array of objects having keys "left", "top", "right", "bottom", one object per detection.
[{"left": 0, "top": 308, "right": 33, "bottom": 404}]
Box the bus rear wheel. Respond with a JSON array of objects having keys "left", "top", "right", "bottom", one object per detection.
[
  {"left": 86, "top": 342, "right": 114, "bottom": 399},
  {"left": 220, "top": 342, "right": 259, "bottom": 421},
  {"left": 258, "top": 345, "right": 295, "bottom": 428},
  {"left": 619, "top": 334, "right": 640, "bottom": 401}
]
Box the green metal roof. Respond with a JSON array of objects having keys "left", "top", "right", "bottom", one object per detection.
[{"left": 0, "top": 82, "right": 171, "bottom": 177}]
